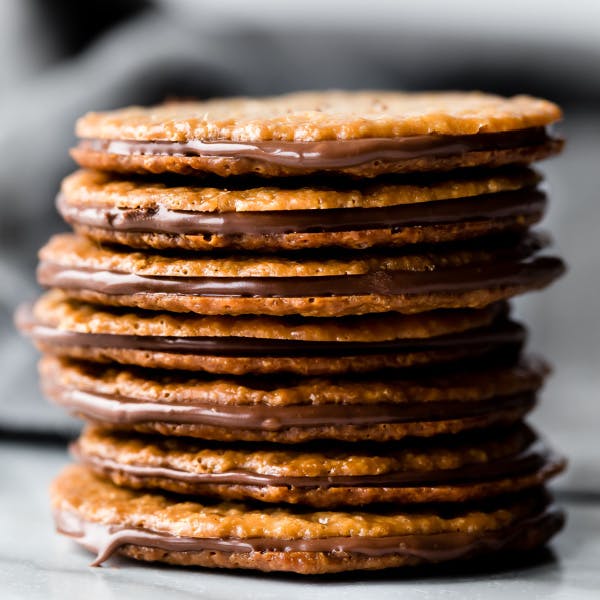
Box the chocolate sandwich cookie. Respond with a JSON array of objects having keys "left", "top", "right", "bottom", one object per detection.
[
  {"left": 37, "top": 233, "right": 564, "bottom": 317},
  {"left": 58, "top": 168, "right": 546, "bottom": 251},
  {"left": 71, "top": 91, "right": 563, "bottom": 178},
  {"left": 39, "top": 355, "right": 543, "bottom": 442},
  {"left": 73, "top": 424, "right": 565, "bottom": 507},
  {"left": 18, "top": 292, "right": 523, "bottom": 376},
  {"left": 52, "top": 465, "right": 564, "bottom": 573}
]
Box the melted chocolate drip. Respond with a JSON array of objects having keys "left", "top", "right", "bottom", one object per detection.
[
  {"left": 53, "top": 504, "right": 564, "bottom": 567},
  {"left": 37, "top": 257, "right": 565, "bottom": 299},
  {"left": 47, "top": 383, "right": 535, "bottom": 430},
  {"left": 72, "top": 439, "right": 557, "bottom": 489},
  {"left": 18, "top": 308, "right": 525, "bottom": 357},
  {"left": 78, "top": 128, "right": 553, "bottom": 169},
  {"left": 56, "top": 187, "right": 545, "bottom": 236}
]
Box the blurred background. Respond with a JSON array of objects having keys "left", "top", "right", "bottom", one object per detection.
[{"left": 0, "top": 0, "right": 598, "bottom": 491}]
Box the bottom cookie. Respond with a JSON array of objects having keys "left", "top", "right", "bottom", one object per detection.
[{"left": 52, "top": 465, "right": 564, "bottom": 574}]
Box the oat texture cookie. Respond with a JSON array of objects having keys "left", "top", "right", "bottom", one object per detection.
[
  {"left": 18, "top": 292, "right": 524, "bottom": 376},
  {"left": 39, "top": 355, "right": 543, "bottom": 442},
  {"left": 57, "top": 168, "right": 546, "bottom": 251},
  {"left": 14, "top": 88, "right": 569, "bottom": 578},
  {"left": 71, "top": 91, "right": 563, "bottom": 177},
  {"left": 37, "top": 233, "right": 565, "bottom": 317},
  {"left": 73, "top": 424, "right": 565, "bottom": 507},
  {"left": 51, "top": 465, "right": 564, "bottom": 573}
]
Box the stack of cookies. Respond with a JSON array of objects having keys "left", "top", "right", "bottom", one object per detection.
[{"left": 18, "top": 91, "right": 567, "bottom": 575}]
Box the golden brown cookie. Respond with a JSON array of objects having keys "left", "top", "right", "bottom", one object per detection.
[
  {"left": 58, "top": 168, "right": 546, "bottom": 251},
  {"left": 39, "top": 354, "right": 543, "bottom": 442},
  {"left": 73, "top": 424, "right": 565, "bottom": 507},
  {"left": 37, "top": 233, "right": 565, "bottom": 317},
  {"left": 71, "top": 91, "right": 563, "bottom": 177},
  {"left": 51, "top": 465, "right": 564, "bottom": 573},
  {"left": 18, "top": 293, "right": 524, "bottom": 376}
]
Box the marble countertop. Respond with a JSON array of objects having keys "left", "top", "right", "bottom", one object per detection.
[{"left": 1, "top": 440, "right": 599, "bottom": 600}]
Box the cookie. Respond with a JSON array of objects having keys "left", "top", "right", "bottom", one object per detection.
[
  {"left": 73, "top": 424, "right": 565, "bottom": 507},
  {"left": 37, "top": 233, "right": 564, "bottom": 317},
  {"left": 71, "top": 91, "right": 563, "bottom": 178},
  {"left": 18, "top": 293, "right": 524, "bottom": 376},
  {"left": 58, "top": 168, "right": 546, "bottom": 251},
  {"left": 39, "top": 355, "right": 543, "bottom": 442},
  {"left": 51, "top": 465, "right": 564, "bottom": 573}
]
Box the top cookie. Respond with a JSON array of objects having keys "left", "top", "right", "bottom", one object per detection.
[
  {"left": 72, "top": 91, "right": 563, "bottom": 177},
  {"left": 77, "top": 91, "right": 561, "bottom": 141}
]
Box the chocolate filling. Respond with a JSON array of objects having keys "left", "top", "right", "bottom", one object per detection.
[
  {"left": 37, "top": 256, "right": 564, "bottom": 299},
  {"left": 72, "top": 439, "right": 557, "bottom": 489},
  {"left": 53, "top": 504, "right": 564, "bottom": 566},
  {"left": 78, "top": 127, "right": 554, "bottom": 169},
  {"left": 56, "top": 187, "right": 545, "bottom": 236},
  {"left": 46, "top": 382, "right": 535, "bottom": 429},
  {"left": 18, "top": 307, "right": 525, "bottom": 357}
]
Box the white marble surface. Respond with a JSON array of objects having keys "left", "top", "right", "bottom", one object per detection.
[{"left": 1, "top": 440, "right": 599, "bottom": 600}]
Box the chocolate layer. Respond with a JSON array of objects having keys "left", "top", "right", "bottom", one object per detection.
[
  {"left": 18, "top": 306, "right": 525, "bottom": 357},
  {"left": 78, "top": 127, "right": 554, "bottom": 169},
  {"left": 72, "top": 439, "right": 557, "bottom": 489},
  {"left": 56, "top": 187, "right": 545, "bottom": 236},
  {"left": 54, "top": 503, "right": 564, "bottom": 567},
  {"left": 37, "top": 256, "right": 564, "bottom": 299},
  {"left": 46, "top": 381, "right": 535, "bottom": 429}
]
